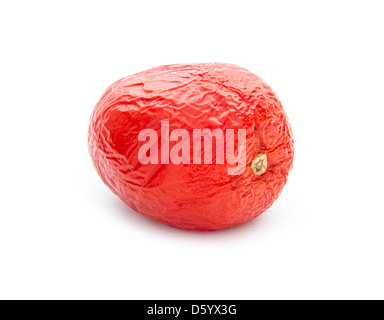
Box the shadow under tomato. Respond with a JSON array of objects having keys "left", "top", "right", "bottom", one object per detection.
[{"left": 109, "top": 195, "right": 272, "bottom": 239}]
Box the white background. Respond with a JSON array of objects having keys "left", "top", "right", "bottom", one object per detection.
[{"left": 0, "top": 0, "right": 383, "bottom": 300}]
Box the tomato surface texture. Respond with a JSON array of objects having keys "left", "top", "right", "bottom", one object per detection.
[{"left": 88, "top": 63, "right": 294, "bottom": 231}]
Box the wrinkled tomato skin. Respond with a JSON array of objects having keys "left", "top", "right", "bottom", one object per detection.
[{"left": 88, "top": 63, "right": 294, "bottom": 231}]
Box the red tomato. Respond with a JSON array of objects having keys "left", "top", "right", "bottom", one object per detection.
[{"left": 88, "top": 63, "right": 294, "bottom": 230}]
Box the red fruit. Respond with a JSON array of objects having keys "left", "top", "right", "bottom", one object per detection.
[{"left": 88, "top": 63, "right": 294, "bottom": 231}]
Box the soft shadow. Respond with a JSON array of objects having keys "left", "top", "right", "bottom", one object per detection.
[{"left": 110, "top": 196, "right": 271, "bottom": 240}]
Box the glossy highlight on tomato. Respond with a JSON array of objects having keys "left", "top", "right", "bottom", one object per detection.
[{"left": 88, "top": 63, "right": 294, "bottom": 231}]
